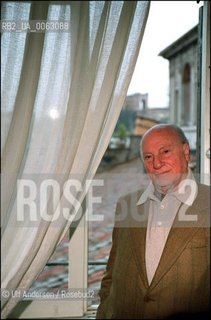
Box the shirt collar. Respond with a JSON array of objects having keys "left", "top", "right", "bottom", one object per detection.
[
  {"left": 137, "top": 181, "right": 156, "bottom": 205},
  {"left": 137, "top": 167, "right": 198, "bottom": 206},
  {"left": 171, "top": 167, "right": 198, "bottom": 205}
]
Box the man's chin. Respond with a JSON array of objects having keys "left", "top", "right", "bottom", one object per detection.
[
  {"left": 152, "top": 173, "right": 183, "bottom": 193},
  {"left": 153, "top": 179, "right": 175, "bottom": 194}
]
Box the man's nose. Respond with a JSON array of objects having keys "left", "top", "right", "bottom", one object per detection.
[{"left": 153, "top": 155, "right": 162, "bottom": 169}]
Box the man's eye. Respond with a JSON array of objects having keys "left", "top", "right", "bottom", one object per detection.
[
  {"left": 163, "top": 149, "right": 170, "bottom": 154},
  {"left": 144, "top": 155, "right": 152, "bottom": 161}
]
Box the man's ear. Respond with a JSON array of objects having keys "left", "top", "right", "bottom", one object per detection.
[{"left": 183, "top": 143, "right": 190, "bottom": 162}]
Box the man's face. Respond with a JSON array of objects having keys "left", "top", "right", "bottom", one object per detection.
[{"left": 141, "top": 128, "right": 190, "bottom": 194}]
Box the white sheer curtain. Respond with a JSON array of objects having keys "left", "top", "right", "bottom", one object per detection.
[{"left": 1, "top": 1, "right": 150, "bottom": 318}]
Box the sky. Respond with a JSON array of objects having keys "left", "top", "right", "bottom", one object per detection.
[{"left": 127, "top": 1, "right": 203, "bottom": 108}]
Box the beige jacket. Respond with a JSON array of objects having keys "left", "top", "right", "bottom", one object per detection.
[{"left": 96, "top": 184, "right": 210, "bottom": 319}]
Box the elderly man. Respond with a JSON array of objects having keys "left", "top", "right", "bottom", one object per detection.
[{"left": 96, "top": 124, "right": 210, "bottom": 319}]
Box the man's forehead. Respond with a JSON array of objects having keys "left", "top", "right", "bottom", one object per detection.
[
  {"left": 143, "top": 130, "right": 177, "bottom": 143},
  {"left": 145, "top": 127, "right": 176, "bottom": 138},
  {"left": 143, "top": 142, "right": 173, "bottom": 153}
]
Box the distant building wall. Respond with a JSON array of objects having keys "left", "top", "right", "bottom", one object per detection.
[
  {"left": 159, "top": 25, "right": 198, "bottom": 127},
  {"left": 123, "top": 93, "right": 148, "bottom": 111},
  {"left": 137, "top": 108, "right": 170, "bottom": 124},
  {"left": 134, "top": 116, "right": 159, "bottom": 135},
  {"left": 120, "top": 93, "right": 169, "bottom": 133}
]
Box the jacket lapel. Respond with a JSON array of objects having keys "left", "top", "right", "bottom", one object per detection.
[
  {"left": 129, "top": 200, "right": 149, "bottom": 289},
  {"left": 128, "top": 184, "right": 209, "bottom": 291},
  {"left": 150, "top": 224, "right": 197, "bottom": 290},
  {"left": 150, "top": 190, "right": 208, "bottom": 289}
]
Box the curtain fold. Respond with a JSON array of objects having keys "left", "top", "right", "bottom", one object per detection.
[
  {"left": 1, "top": 1, "right": 150, "bottom": 318},
  {"left": 1, "top": 1, "right": 49, "bottom": 232}
]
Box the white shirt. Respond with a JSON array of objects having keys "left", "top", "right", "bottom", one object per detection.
[{"left": 137, "top": 168, "right": 198, "bottom": 285}]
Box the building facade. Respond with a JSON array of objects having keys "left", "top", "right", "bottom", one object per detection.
[{"left": 159, "top": 25, "right": 198, "bottom": 127}]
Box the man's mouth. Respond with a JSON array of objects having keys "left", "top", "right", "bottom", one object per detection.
[{"left": 154, "top": 171, "right": 170, "bottom": 176}]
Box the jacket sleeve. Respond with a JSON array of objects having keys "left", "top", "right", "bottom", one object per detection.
[
  {"left": 96, "top": 220, "right": 119, "bottom": 319},
  {"left": 96, "top": 192, "right": 133, "bottom": 319}
]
